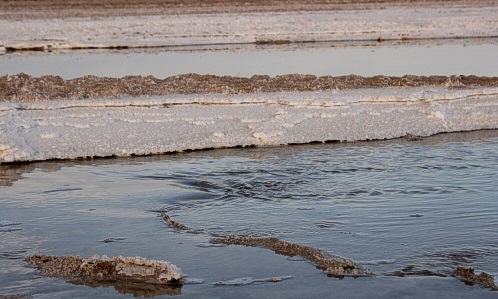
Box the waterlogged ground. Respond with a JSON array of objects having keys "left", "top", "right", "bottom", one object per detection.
[{"left": 1, "top": 130, "right": 497, "bottom": 298}]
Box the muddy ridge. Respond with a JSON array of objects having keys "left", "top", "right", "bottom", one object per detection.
[
  {"left": 452, "top": 266, "right": 498, "bottom": 291},
  {"left": 2, "top": 73, "right": 497, "bottom": 102},
  {"left": 160, "top": 213, "right": 372, "bottom": 277},
  {"left": 211, "top": 236, "right": 373, "bottom": 277}
]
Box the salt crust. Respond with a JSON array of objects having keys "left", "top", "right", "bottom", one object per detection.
[
  {"left": 1, "top": 87, "right": 497, "bottom": 163},
  {"left": 1, "top": 6, "right": 497, "bottom": 51},
  {"left": 25, "top": 254, "right": 182, "bottom": 283}
]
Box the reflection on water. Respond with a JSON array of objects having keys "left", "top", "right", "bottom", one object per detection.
[
  {"left": 68, "top": 276, "right": 182, "bottom": 297},
  {"left": 0, "top": 130, "right": 497, "bottom": 298},
  {"left": 1, "top": 40, "right": 497, "bottom": 78}
]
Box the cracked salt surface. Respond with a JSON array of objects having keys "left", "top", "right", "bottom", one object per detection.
[{"left": 1, "top": 87, "right": 497, "bottom": 163}]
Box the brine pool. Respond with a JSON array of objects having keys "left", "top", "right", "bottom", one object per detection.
[{"left": 1, "top": 130, "right": 497, "bottom": 298}]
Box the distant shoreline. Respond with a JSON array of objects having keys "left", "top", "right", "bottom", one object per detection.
[
  {"left": 1, "top": 1, "right": 497, "bottom": 53},
  {"left": 2, "top": 0, "right": 497, "bottom": 19}
]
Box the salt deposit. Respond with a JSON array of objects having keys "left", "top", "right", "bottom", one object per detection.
[
  {"left": 1, "top": 86, "right": 497, "bottom": 163},
  {"left": 1, "top": 6, "right": 497, "bottom": 51},
  {"left": 25, "top": 254, "right": 183, "bottom": 284}
]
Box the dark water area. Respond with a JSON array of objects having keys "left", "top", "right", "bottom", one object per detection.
[{"left": 0, "top": 130, "right": 497, "bottom": 298}]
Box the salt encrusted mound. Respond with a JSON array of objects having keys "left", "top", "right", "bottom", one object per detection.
[
  {"left": 26, "top": 254, "right": 183, "bottom": 285},
  {"left": 211, "top": 236, "right": 373, "bottom": 277}
]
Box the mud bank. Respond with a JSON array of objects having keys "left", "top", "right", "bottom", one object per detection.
[
  {"left": 2, "top": 0, "right": 496, "bottom": 19},
  {"left": 2, "top": 74, "right": 497, "bottom": 102}
]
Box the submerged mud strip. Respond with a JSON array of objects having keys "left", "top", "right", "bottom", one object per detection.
[
  {"left": 161, "top": 213, "right": 498, "bottom": 290},
  {"left": 25, "top": 254, "right": 183, "bottom": 296},
  {"left": 1, "top": 73, "right": 497, "bottom": 102},
  {"left": 211, "top": 236, "right": 373, "bottom": 277},
  {"left": 161, "top": 213, "right": 372, "bottom": 277}
]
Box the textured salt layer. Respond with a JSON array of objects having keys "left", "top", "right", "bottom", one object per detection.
[
  {"left": 0, "top": 220, "right": 22, "bottom": 227},
  {"left": 1, "top": 3, "right": 497, "bottom": 52},
  {"left": 25, "top": 254, "right": 183, "bottom": 283},
  {"left": 1, "top": 86, "right": 497, "bottom": 163}
]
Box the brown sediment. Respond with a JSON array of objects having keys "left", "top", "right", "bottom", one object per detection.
[
  {"left": 161, "top": 212, "right": 190, "bottom": 231},
  {"left": 160, "top": 213, "right": 371, "bottom": 277},
  {"left": 1, "top": 0, "right": 495, "bottom": 19},
  {"left": 25, "top": 254, "right": 183, "bottom": 295},
  {"left": 2, "top": 73, "right": 497, "bottom": 102},
  {"left": 210, "top": 236, "right": 373, "bottom": 277},
  {"left": 452, "top": 266, "right": 498, "bottom": 291}
]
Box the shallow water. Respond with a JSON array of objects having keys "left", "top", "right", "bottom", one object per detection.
[
  {"left": 1, "top": 41, "right": 497, "bottom": 78},
  {"left": 1, "top": 130, "right": 497, "bottom": 298}
]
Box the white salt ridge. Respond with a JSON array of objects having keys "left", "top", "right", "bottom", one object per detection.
[
  {"left": 0, "top": 220, "right": 22, "bottom": 227},
  {"left": 213, "top": 275, "right": 294, "bottom": 286},
  {"left": 1, "top": 7, "right": 497, "bottom": 50},
  {"left": 0, "top": 220, "right": 22, "bottom": 232},
  {"left": 1, "top": 87, "right": 497, "bottom": 163},
  {"left": 83, "top": 255, "right": 183, "bottom": 283},
  {"left": 183, "top": 278, "right": 205, "bottom": 284},
  {"left": 356, "top": 259, "right": 396, "bottom": 265}
]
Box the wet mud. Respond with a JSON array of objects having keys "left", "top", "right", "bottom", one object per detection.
[
  {"left": 211, "top": 236, "right": 373, "bottom": 277},
  {"left": 2, "top": 73, "right": 497, "bottom": 102},
  {"left": 452, "top": 267, "right": 498, "bottom": 291},
  {"left": 161, "top": 213, "right": 498, "bottom": 289},
  {"left": 161, "top": 213, "right": 372, "bottom": 277}
]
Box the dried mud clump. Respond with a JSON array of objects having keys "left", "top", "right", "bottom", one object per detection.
[
  {"left": 1, "top": 73, "right": 497, "bottom": 102},
  {"left": 452, "top": 266, "right": 498, "bottom": 291},
  {"left": 25, "top": 254, "right": 183, "bottom": 295},
  {"left": 211, "top": 236, "right": 373, "bottom": 277}
]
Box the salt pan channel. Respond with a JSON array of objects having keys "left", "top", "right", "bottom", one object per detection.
[{"left": 1, "top": 87, "right": 497, "bottom": 163}]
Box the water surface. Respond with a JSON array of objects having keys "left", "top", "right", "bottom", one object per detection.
[
  {"left": 1, "top": 41, "right": 497, "bottom": 78},
  {"left": 1, "top": 130, "right": 497, "bottom": 298}
]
